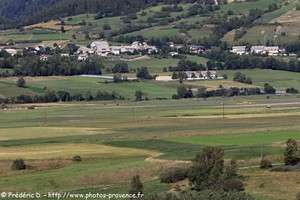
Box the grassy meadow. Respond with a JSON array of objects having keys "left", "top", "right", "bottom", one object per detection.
[
  {"left": 104, "top": 55, "right": 208, "bottom": 73},
  {"left": 221, "top": 69, "right": 300, "bottom": 91},
  {"left": 0, "top": 76, "right": 176, "bottom": 100},
  {"left": 0, "top": 95, "right": 300, "bottom": 199},
  {"left": 0, "top": 0, "right": 300, "bottom": 198},
  {"left": 1, "top": 69, "right": 299, "bottom": 100}
]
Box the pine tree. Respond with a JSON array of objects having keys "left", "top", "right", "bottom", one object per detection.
[
  {"left": 284, "top": 139, "right": 300, "bottom": 166},
  {"left": 129, "top": 175, "right": 143, "bottom": 199}
]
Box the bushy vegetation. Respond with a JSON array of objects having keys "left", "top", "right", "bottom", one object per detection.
[
  {"left": 149, "top": 190, "right": 255, "bottom": 200},
  {"left": 174, "top": 84, "right": 261, "bottom": 99},
  {"left": 11, "top": 159, "right": 26, "bottom": 170},
  {"left": 112, "top": 62, "right": 129, "bottom": 74},
  {"left": 233, "top": 72, "right": 252, "bottom": 84},
  {"left": 16, "top": 77, "right": 26, "bottom": 88},
  {"left": 264, "top": 83, "right": 276, "bottom": 94},
  {"left": 168, "top": 59, "right": 205, "bottom": 72},
  {"left": 260, "top": 157, "right": 273, "bottom": 169},
  {"left": 129, "top": 175, "right": 144, "bottom": 199},
  {"left": 160, "top": 167, "right": 189, "bottom": 183},
  {"left": 188, "top": 147, "right": 244, "bottom": 191},
  {"left": 0, "top": 90, "right": 124, "bottom": 104},
  {"left": 72, "top": 155, "right": 82, "bottom": 162},
  {"left": 284, "top": 139, "right": 300, "bottom": 166},
  {"left": 205, "top": 49, "right": 300, "bottom": 73},
  {"left": 286, "top": 88, "right": 299, "bottom": 94},
  {"left": 152, "top": 147, "right": 253, "bottom": 200},
  {"left": 136, "top": 67, "right": 154, "bottom": 80},
  {"left": 0, "top": 54, "right": 103, "bottom": 77}
]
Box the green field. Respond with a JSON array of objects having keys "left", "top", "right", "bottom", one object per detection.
[
  {"left": 0, "top": 77, "right": 176, "bottom": 99},
  {"left": 221, "top": 69, "right": 300, "bottom": 91},
  {"left": 0, "top": 1, "right": 300, "bottom": 198},
  {"left": 1, "top": 69, "right": 299, "bottom": 100},
  {"left": 0, "top": 95, "right": 300, "bottom": 199},
  {"left": 219, "top": 0, "right": 281, "bottom": 14},
  {"left": 0, "top": 29, "right": 70, "bottom": 43},
  {"left": 104, "top": 55, "right": 208, "bottom": 73},
  {"left": 258, "top": 0, "right": 299, "bottom": 23},
  {"left": 170, "top": 130, "right": 300, "bottom": 146}
]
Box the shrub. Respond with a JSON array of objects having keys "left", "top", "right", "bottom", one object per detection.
[
  {"left": 11, "top": 159, "right": 26, "bottom": 170},
  {"left": 136, "top": 67, "right": 153, "bottom": 80},
  {"left": 284, "top": 139, "right": 300, "bottom": 166},
  {"left": 149, "top": 190, "right": 255, "bottom": 200},
  {"left": 223, "top": 179, "right": 244, "bottom": 192},
  {"left": 296, "top": 192, "right": 300, "bottom": 200},
  {"left": 16, "top": 77, "right": 26, "bottom": 88},
  {"left": 129, "top": 175, "right": 143, "bottom": 197},
  {"left": 264, "top": 83, "right": 276, "bottom": 94},
  {"left": 271, "top": 164, "right": 300, "bottom": 172},
  {"left": 72, "top": 155, "right": 82, "bottom": 162},
  {"left": 260, "top": 158, "right": 273, "bottom": 169},
  {"left": 1, "top": 103, "right": 7, "bottom": 110},
  {"left": 286, "top": 87, "right": 299, "bottom": 94},
  {"left": 160, "top": 167, "right": 189, "bottom": 183}
]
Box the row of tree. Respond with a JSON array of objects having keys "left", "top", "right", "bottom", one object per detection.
[
  {"left": 173, "top": 85, "right": 263, "bottom": 99},
  {"left": 0, "top": 54, "right": 103, "bottom": 76},
  {"left": 168, "top": 59, "right": 206, "bottom": 72},
  {"left": 205, "top": 48, "right": 300, "bottom": 72},
  {"left": 0, "top": 90, "right": 123, "bottom": 104}
]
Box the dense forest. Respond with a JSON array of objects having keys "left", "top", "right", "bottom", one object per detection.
[{"left": 0, "top": 0, "right": 223, "bottom": 29}]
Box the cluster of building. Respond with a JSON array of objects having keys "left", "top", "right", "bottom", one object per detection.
[
  {"left": 184, "top": 70, "right": 219, "bottom": 80},
  {"left": 1, "top": 40, "right": 158, "bottom": 62},
  {"left": 231, "top": 45, "right": 286, "bottom": 56},
  {"left": 169, "top": 42, "right": 206, "bottom": 57},
  {"left": 156, "top": 70, "right": 221, "bottom": 81},
  {"left": 77, "top": 40, "right": 158, "bottom": 61}
]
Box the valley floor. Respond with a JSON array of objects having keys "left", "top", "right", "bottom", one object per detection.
[{"left": 0, "top": 95, "right": 300, "bottom": 199}]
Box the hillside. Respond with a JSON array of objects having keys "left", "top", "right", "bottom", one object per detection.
[
  {"left": 1, "top": 0, "right": 299, "bottom": 46},
  {"left": 0, "top": 0, "right": 223, "bottom": 29},
  {"left": 0, "top": 0, "right": 58, "bottom": 29}
]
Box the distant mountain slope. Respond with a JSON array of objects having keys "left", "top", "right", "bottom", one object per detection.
[
  {"left": 0, "top": 0, "right": 57, "bottom": 19},
  {"left": 0, "top": 0, "right": 58, "bottom": 28},
  {"left": 0, "top": 0, "right": 223, "bottom": 29},
  {"left": 0, "top": 0, "right": 153, "bottom": 29}
]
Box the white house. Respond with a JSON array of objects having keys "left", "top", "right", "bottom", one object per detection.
[
  {"left": 4, "top": 49, "right": 18, "bottom": 56},
  {"left": 231, "top": 46, "right": 247, "bottom": 55},
  {"left": 120, "top": 46, "right": 136, "bottom": 54},
  {"left": 170, "top": 52, "right": 179, "bottom": 57},
  {"left": 156, "top": 71, "right": 221, "bottom": 82},
  {"left": 190, "top": 45, "right": 206, "bottom": 54},
  {"left": 251, "top": 46, "right": 266, "bottom": 54},
  {"left": 264, "top": 46, "right": 279, "bottom": 56},
  {"left": 76, "top": 46, "right": 93, "bottom": 55},
  {"left": 110, "top": 46, "right": 121, "bottom": 55},
  {"left": 40, "top": 54, "right": 49, "bottom": 61},
  {"left": 184, "top": 71, "right": 218, "bottom": 80},
  {"left": 78, "top": 54, "right": 89, "bottom": 61},
  {"left": 91, "top": 40, "right": 110, "bottom": 57},
  {"left": 60, "top": 53, "right": 70, "bottom": 57},
  {"left": 130, "top": 41, "right": 158, "bottom": 54}
]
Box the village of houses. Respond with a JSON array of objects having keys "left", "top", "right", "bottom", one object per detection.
[{"left": 0, "top": 40, "right": 296, "bottom": 82}]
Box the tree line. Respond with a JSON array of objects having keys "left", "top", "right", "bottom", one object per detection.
[
  {"left": 0, "top": 54, "right": 103, "bottom": 77},
  {"left": 0, "top": 90, "right": 124, "bottom": 104},
  {"left": 205, "top": 48, "right": 300, "bottom": 73},
  {"left": 173, "top": 84, "right": 263, "bottom": 99}
]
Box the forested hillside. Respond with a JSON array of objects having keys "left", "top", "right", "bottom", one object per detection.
[
  {"left": 0, "top": 0, "right": 58, "bottom": 28},
  {"left": 0, "top": 0, "right": 222, "bottom": 29}
]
